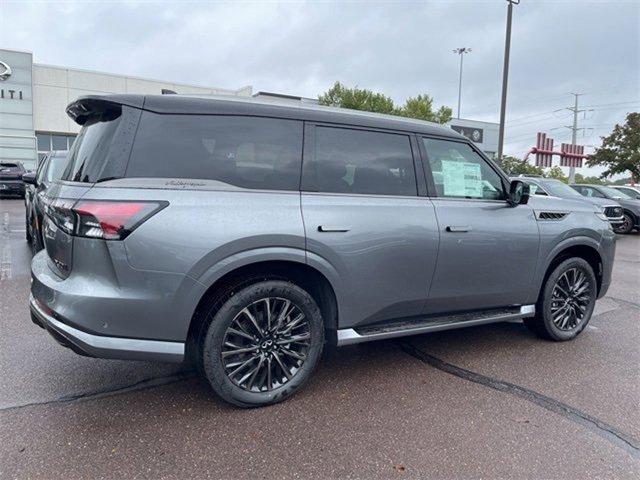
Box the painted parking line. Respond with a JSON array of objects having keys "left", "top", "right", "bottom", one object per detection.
[{"left": 1, "top": 211, "right": 13, "bottom": 280}]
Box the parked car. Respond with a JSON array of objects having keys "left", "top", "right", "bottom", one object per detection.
[
  {"left": 515, "top": 176, "right": 624, "bottom": 228},
  {"left": 571, "top": 183, "right": 640, "bottom": 234},
  {"left": 610, "top": 185, "right": 640, "bottom": 200},
  {"left": 22, "top": 151, "right": 69, "bottom": 252},
  {"left": 0, "top": 161, "right": 26, "bottom": 197},
  {"left": 30, "top": 94, "right": 616, "bottom": 407}
]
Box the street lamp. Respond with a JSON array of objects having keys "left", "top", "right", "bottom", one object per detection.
[
  {"left": 497, "top": 0, "right": 520, "bottom": 165},
  {"left": 453, "top": 47, "right": 471, "bottom": 119}
]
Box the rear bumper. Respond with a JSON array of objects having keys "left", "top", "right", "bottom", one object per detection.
[
  {"left": 0, "top": 181, "right": 25, "bottom": 195},
  {"left": 30, "top": 293, "right": 184, "bottom": 362}
]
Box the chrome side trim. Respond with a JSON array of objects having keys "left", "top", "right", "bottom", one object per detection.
[
  {"left": 336, "top": 305, "right": 536, "bottom": 346},
  {"left": 30, "top": 294, "right": 184, "bottom": 363}
]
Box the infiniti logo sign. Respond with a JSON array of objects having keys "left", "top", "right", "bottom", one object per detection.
[{"left": 0, "top": 61, "right": 11, "bottom": 81}]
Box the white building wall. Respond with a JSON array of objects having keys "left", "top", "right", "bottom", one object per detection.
[
  {"left": 446, "top": 118, "right": 499, "bottom": 158},
  {"left": 32, "top": 63, "right": 252, "bottom": 135}
]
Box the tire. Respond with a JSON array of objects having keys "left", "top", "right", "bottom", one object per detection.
[
  {"left": 25, "top": 216, "right": 32, "bottom": 242},
  {"left": 613, "top": 212, "right": 634, "bottom": 234},
  {"left": 524, "top": 257, "right": 597, "bottom": 341},
  {"left": 200, "top": 280, "right": 324, "bottom": 407}
]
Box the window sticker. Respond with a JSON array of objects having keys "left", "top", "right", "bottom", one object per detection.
[{"left": 441, "top": 160, "right": 483, "bottom": 198}]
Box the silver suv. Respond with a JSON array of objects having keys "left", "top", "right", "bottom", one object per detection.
[{"left": 30, "top": 95, "right": 616, "bottom": 407}]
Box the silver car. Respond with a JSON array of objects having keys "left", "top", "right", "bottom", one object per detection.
[
  {"left": 30, "top": 95, "right": 616, "bottom": 407},
  {"left": 516, "top": 176, "right": 624, "bottom": 228}
]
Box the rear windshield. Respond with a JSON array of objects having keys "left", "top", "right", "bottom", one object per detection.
[
  {"left": 126, "top": 113, "right": 303, "bottom": 191},
  {"left": 61, "top": 105, "right": 139, "bottom": 183},
  {"left": 46, "top": 154, "right": 69, "bottom": 182},
  {"left": 62, "top": 111, "right": 122, "bottom": 182},
  {"left": 0, "top": 163, "right": 23, "bottom": 172}
]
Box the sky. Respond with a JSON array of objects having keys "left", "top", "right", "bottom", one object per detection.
[{"left": 1, "top": 0, "right": 638, "bottom": 178}]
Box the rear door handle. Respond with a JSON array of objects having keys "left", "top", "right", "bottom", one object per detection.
[
  {"left": 446, "top": 225, "right": 472, "bottom": 233},
  {"left": 318, "top": 226, "right": 350, "bottom": 233}
]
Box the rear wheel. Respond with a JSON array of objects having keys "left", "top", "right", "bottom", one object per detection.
[
  {"left": 613, "top": 212, "right": 634, "bottom": 234},
  {"left": 201, "top": 280, "right": 324, "bottom": 407},
  {"left": 524, "top": 258, "right": 597, "bottom": 341}
]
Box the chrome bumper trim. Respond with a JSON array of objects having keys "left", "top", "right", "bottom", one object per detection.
[
  {"left": 29, "top": 294, "right": 184, "bottom": 363},
  {"left": 337, "top": 304, "right": 536, "bottom": 346}
]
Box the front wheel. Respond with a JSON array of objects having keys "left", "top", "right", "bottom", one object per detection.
[
  {"left": 613, "top": 212, "right": 635, "bottom": 234},
  {"left": 524, "top": 258, "right": 597, "bottom": 341},
  {"left": 201, "top": 280, "right": 324, "bottom": 407}
]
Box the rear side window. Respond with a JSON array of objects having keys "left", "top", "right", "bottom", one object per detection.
[
  {"left": 126, "top": 113, "right": 303, "bottom": 191},
  {"left": 304, "top": 126, "right": 417, "bottom": 196}
]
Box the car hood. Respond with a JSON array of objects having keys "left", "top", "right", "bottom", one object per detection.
[
  {"left": 583, "top": 196, "right": 622, "bottom": 208},
  {"left": 616, "top": 198, "right": 640, "bottom": 212},
  {"left": 527, "top": 195, "right": 599, "bottom": 213}
]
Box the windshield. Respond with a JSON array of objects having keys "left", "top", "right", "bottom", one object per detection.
[
  {"left": 46, "top": 154, "right": 69, "bottom": 182},
  {"left": 599, "top": 185, "right": 632, "bottom": 199},
  {"left": 537, "top": 179, "right": 583, "bottom": 198}
]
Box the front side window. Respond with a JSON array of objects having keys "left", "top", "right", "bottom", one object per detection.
[
  {"left": 580, "top": 187, "right": 605, "bottom": 198},
  {"left": 528, "top": 183, "right": 547, "bottom": 196},
  {"left": 127, "top": 114, "right": 303, "bottom": 191},
  {"left": 423, "top": 138, "right": 505, "bottom": 200},
  {"left": 304, "top": 126, "right": 417, "bottom": 196}
]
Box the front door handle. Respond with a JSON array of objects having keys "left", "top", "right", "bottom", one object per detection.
[
  {"left": 446, "top": 225, "right": 472, "bottom": 233},
  {"left": 318, "top": 225, "right": 350, "bottom": 233}
]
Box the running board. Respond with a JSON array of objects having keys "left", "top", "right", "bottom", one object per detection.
[{"left": 336, "top": 305, "right": 536, "bottom": 346}]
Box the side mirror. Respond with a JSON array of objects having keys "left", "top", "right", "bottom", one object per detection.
[
  {"left": 508, "top": 180, "right": 530, "bottom": 206},
  {"left": 22, "top": 172, "right": 37, "bottom": 186}
]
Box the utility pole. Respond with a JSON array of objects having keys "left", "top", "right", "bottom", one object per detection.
[
  {"left": 564, "top": 93, "right": 592, "bottom": 183},
  {"left": 453, "top": 47, "right": 471, "bottom": 119},
  {"left": 497, "top": 0, "right": 519, "bottom": 165}
]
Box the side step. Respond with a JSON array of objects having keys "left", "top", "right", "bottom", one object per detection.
[{"left": 336, "top": 305, "right": 535, "bottom": 346}]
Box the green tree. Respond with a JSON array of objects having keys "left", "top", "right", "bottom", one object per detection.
[
  {"left": 318, "top": 82, "right": 451, "bottom": 124},
  {"left": 318, "top": 82, "right": 395, "bottom": 115},
  {"left": 500, "top": 155, "right": 544, "bottom": 176},
  {"left": 587, "top": 112, "right": 640, "bottom": 181},
  {"left": 573, "top": 173, "right": 605, "bottom": 185},
  {"left": 397, "top": 94, "right": 452, "bottom": 124},
  {"left": 545, "top": 166, "right": 568, "bottom": 182}
]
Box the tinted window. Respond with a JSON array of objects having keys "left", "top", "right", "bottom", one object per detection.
[
  {"left": 127, "top": 113, "right": 302, "bottom": 191},
  {"left": 423, "top": 138, "right": 505, "bottom": 200},
  {"left": 62, "top": 108, "right": 125, "bottom": 183},
  {"left": 45, "top": 154, "right": 69, "bottom": 183},
  {"left": 578, "top": 186, "right": 605, "bottom": 198},
  {"left": 305, "top": 126, "right": 417, "bottom": 196}
]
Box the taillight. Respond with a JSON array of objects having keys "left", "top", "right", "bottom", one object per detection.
[
  {"left": 45, "top": 199, "right": 167, "bottom": 240},
  {"left": 73, "top": 201, "right": 167, "bottom": 240}
]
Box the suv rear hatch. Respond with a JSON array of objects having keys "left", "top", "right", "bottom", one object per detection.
[{"left": 43, "top": 96, "right": 145, "bottom": 278}]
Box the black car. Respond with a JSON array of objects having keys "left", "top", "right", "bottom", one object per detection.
[
  {"left": 23, "top": 151, "right": 69, "bottom": 251},
  {"left": 0, "top": 161, "right": 27, "bottom": 197}
]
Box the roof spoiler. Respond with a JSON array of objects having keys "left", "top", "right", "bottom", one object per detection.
[{"left": 66, "top": 95, "right": 146, "bottom": 125}]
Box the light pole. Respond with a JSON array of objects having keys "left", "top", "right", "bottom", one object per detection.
[
  {"left": 497, "top": 0, "right": 520, "bottom": 165},
  {"left": 453, "top": 47, "right": 471, "bottom": 119}
]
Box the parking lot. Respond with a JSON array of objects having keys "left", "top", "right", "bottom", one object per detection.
[{"left": 0, "top": 197, "right": 638, "bottom": 479}]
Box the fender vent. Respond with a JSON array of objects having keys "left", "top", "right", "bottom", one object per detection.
[{"left": 536, "top": 211, "right": 569, "bottom": 221}]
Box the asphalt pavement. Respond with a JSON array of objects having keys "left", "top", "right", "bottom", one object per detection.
[{"left": 1, "top": 197, "right": 638, "bottom": 479}]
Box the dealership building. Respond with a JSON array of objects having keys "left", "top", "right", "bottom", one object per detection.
[
  {"left": 0, "top": 48, "right": 252, "bottom": 170},
  {"left": 1, "top": 47, "right": 498, "bottom": 171}
]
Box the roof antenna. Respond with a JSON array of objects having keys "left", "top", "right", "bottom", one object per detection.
[{"left": 161, "top": 89, "right": 177, "bottom": 95}]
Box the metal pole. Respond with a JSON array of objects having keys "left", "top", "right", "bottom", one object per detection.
[
  {"left": 457, "top": 53, "right": 463, "bottom": 118},
  {"left": 497, "top": 0, "right": 518, "bottom": 165},
  {"left": 569, "top": 93, "right": 579, "bottom": 183}
]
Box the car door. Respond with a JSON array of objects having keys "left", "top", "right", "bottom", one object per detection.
[
  {"left": 420, "top": 137, "right": 540, "bottom": 314},
  {"left": 301, "top": 124, "right": 439, "bottom": 330}
]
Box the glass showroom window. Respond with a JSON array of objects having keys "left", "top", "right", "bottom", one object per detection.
[{"left": 36, "top": 132, "right": 77, "bottom": 166}]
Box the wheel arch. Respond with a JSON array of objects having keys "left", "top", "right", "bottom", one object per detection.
[
  {"left": 186, "top": 257, "right": 340, "bottom": 359},
  {"left": 538, "top": 240, "right": 604, "bottom": 301}
]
